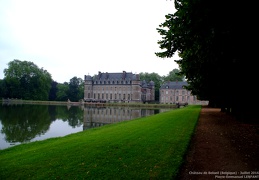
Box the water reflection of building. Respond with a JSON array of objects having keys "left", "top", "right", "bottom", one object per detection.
[{"left": 83, "top": 107, "right": 155, "bottom": 130}]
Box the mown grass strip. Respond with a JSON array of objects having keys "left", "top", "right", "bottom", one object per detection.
[{"left": 0, "top": 105, "right": 201, "bottom": 179}]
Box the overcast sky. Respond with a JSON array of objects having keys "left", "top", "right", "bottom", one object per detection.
[{"left": 0, "top": 0, "right": 179, "bottom": 83}]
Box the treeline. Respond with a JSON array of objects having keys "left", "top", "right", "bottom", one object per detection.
[
  {"left": 0, "top": 59, "right": 184, "bottom": 102},
  {"left": 156, "top": 0, "right": 256, "bottom": 118}
]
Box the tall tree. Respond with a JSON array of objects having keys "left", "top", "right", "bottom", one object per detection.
[
  {"left": 156, "top": 0, "right": 256, "bottom": 117},
  {"left": 56, "top": 82, "right": 69, "bottom": 101},
  {"left": 3, "top": 60, "right": 52, "bottom": 100},
  {"left": 0, "top": 79, "right": 8, "bottom": 98},
  {"left": 162, "top": 69, "right": 185, "bottom": 83},
  {"left": 49, "top": 81, "right": 58, "bottom": 101},
  {"left": 139, "top": 72, "right": 162, "bottom": 101},
  {"left": 67, "top": 77, "right": 84, "bottom": 102}
]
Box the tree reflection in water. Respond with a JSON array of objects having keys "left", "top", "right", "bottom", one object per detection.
[
  {"left": 0, "top": 104, "right": 83, "bottom": 148},
  {"left": 0, "top": 104, "right": 167, "bottom": 149}
]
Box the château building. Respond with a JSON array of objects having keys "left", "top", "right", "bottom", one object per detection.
[
  {"left": 159, "top": 81, "right": 208, "bottom": 105},
  {"left": 84, "top": 71, "right": 155, "bottom": 103}
]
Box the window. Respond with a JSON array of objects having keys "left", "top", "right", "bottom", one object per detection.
[{"left": 166, "top": 91, "right": 168, "bottom": 94}]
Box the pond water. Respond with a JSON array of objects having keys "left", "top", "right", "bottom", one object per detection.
[{"left": 0, "top": 104, "right": 170, "bottom": 150}]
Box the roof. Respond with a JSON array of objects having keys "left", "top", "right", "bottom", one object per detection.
[
  {"left": 92, "top": 71, "right": 139, "bottom": 81},
  {"left": 84, "top": 71, "right": 155, "bottom": 88},
  {"left": 160, "top": 81, "right": 188, "bottom": 89}
]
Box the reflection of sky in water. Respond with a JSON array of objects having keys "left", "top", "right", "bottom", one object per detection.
[
  {"left": 0, "top": 107, "right": 169, "bottom": 150},
  {"left": 0, "top": 120, "right": 83, "bottom": 150}
]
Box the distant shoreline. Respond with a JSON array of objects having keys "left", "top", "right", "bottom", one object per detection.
[{"left": 1, "top": 98, "right": 179, "bottom": 108}]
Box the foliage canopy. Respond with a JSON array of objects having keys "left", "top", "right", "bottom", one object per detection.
[
  {"left": 156, "top": 0, "right": 256, "bottom": 117},
  {"left": 3, "top": 60, "right": 52, "bottom": 100}
]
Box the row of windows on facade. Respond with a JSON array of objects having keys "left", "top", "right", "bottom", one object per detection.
[
  {"left": 84, "top": 111, "right": 153, "bottom": 118},
  {"left": 87, "top": 93, "right": 133, "bottom": 100},
  {"left": 85, "top": 109, "right": 133, "bottom": 114},
  {"left": 85, "top": 113, "right": 132, "bottom": 117},
  {"left": 161, "top": 90, "right": 191, "bottom": 96},
  {"left": 86, "top": 86, "right": 139, "bottom": 91},
  {"left": 160, "top": 96, "right": 196, "bottom": 102},
  {"left": 85, "top": 117, "right": 132, "bottom": 123},
  {"left": 92, "top": 80, "right": 132, "bottom": 85}
]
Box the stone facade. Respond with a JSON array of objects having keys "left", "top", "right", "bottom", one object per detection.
[
  {"left": 84, "top": 71, "right": 155, "bottom": 103},
  {"left": 159, "top": 81, "right": 208, "bottom": 105}
]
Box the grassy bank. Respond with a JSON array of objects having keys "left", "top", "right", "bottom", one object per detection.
[
  {"left": 1, "top": 99, "right": 178, "bottom": 108},
  {"left": 0, "top": 105, "right": 201, "bottom": 179}
]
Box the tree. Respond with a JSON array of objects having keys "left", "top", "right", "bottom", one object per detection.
[
  {"left": 156, "top": 0, "right": 256, "bottom": 118},
  {"left": 3, "top": 59, "right": 52, "bottom": 100},
  {"left": 56, "top": 82, "right": 69, "bottom": 101},
  {"left": 67, "top": 77, "right": 84, "bottom": 102},
  {"left": 139, "top": 72, "right": 162, "bottom": 101},
  {"left": 0, "top": 79, "right": 8, "bottom": 98},
  {"left": 162, "top": 69, "right": 185, "bottom": 83},
  {"left": 49, "top": 81, "right": 58, "bottom": 101}
]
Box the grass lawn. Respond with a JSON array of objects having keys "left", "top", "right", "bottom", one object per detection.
[{"left": 0, "top": 105, "right": 201, "bottom": 180}]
